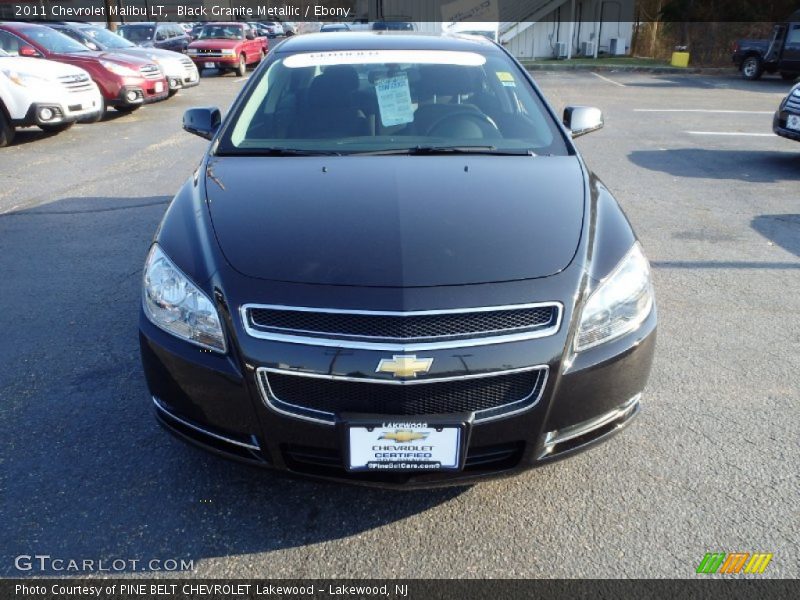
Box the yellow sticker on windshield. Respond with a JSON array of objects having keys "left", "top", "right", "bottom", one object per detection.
[{"left": 496, "top": 71, "right": 516, "bottom": 86}]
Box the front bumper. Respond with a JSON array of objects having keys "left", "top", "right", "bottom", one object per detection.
[
  {"left": 190, "top": 55, "right": 240, "bottom": 69},
  {"left": 139, "top": 304, "right": 656, "bottom": 488},
  {"left": 773, "top": 110, "right": 800, "bottom": 142},
  {"left": 16, "top": 95, "right": 102, "bottom": 127},
  {"left": 164, "top": 66, "right": 200, "bottom": 90},
  {"left": 108, "top": 81, "right": 169, "bottom": 107}
]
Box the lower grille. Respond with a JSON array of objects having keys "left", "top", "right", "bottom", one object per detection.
[{"left": 258, "top": 366, "right": 548, "bottom": 424}]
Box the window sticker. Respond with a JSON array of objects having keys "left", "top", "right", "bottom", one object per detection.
[
  {"left": 496, "top": 71, "right": 516, "bottom": 87},
  {"left": 375, "top": 74, "right": 415, "bottom": 127}
]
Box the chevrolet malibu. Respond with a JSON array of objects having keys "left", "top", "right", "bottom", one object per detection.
[{"left": 140, "top": 33, "right": 657, "bottom": 487}]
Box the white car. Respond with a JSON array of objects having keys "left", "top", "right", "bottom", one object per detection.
[{"left": 0, "top": 48, "right": 102, "bottom": 147}]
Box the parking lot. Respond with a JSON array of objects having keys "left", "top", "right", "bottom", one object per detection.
[{"left": 1, "top": 69, "right": 798, "bottom": 578}]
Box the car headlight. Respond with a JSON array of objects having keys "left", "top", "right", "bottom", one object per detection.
[
  {"left": 574, "top": 242, "right": 654, "bottom": 351},
  {"left": 221, "top": 49, "right": 236, "bottom": 56},
  {"left": 142, "top": 245, "right": 226, "bottom": 352},
  {"left": 100, "top": 60, "right": 140, "bottom": 78},
  {"left": 1, "top": 68, "right": 48, "bottom": 87},
  {"left": 186, "top": 48, "right": 198, "bottom": 55}
]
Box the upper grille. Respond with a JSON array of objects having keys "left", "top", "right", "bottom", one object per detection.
[
  {"left": 786, "top": 90, "right": 800, "bottom": 112},
  {"left": 243, "top": 303, "right": 561, "bottom": 349},
  {"left": 258, "top": 367, "right": 547, "bottom": 424},
  {"left": 58, "top": 73, "right": 93, "bottom": 94},
  {"left": 139, "top": 64, "right": 163, "bottom": 80}
]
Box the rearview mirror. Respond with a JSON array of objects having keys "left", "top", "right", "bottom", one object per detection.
[
  {"left": 19, "top": 45, "right": 40, "bottom": 58},
  {"left": 183, "top": 107, "right": 221, "bottom": 140},
  {"left": 563, "top": 106, "right": 604, "bottom": 138}
]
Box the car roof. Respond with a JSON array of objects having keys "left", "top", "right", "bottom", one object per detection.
[{"left": 276, "top": 31, "right": 497, "bottom": 53}]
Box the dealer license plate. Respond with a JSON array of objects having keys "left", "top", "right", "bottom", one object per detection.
[
  {"left": 154, "top": 82, "right": 164, "bottom": 93},
  {"left": 787, "top": 114, "right": 800, "bottom": 132},
  {"left": 204, "top": 62, "right": 215, "bottom": 69},
  {"left": 347, "top": 424, "right": 461, "bottom": 472}
]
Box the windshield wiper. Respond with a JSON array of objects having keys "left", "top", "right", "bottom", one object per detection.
[{"left": 350, "top": 146, "right": 537, "bottom": 156}]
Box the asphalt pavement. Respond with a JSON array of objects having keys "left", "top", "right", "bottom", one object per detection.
[{"left": 1, "top": 68, "right": 798, "bottom": 578}]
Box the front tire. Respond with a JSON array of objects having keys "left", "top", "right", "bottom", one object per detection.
[
  {"left": 741, "top": 56, "right": 764, "bottom": 80},
  {"left": 0, "top": 108, "right": 14, "bottom": 148},
  {"left": 39, "top": 121, "right": 74, "bottom": 133},
  {"left": 115, "top": 104, "right": 139, "bottom": 114},
  {"left": 235, "top": 54, "right": 246, "bottom": 77}
]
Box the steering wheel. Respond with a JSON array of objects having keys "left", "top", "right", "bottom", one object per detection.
[{"left": 426, "top": 111, "right": 501, "bottom": 139}]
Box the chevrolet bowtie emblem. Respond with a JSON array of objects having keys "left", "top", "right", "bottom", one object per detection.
[
  {"left": 376, "top": 355, "right": 434, "bottom": 378},
  {"left": 379, "top": 430, "right": 429, "bottom": 443}
]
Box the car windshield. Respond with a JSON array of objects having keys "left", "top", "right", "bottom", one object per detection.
[
  {"left": 17, "top": 26, "right": 90, "bottom": 53},
  {"left": 218, "top": 49, "right": 568, "bottom": 156},
  {"left": 197, "top": 25, "right": 244, "bottom": 40},
  {"left": 119, "top": 25, "right": 155, "bottom": 43},
  {"left": 85, "top": 27, "right": 135, "bottom": 50}
]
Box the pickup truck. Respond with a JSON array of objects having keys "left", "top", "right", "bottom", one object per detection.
[
  {"left": 186, "top": 23, "right": 267, "bottom": 77},
  {"left": 733, "top": 12, "right": 800, "bottom": 80}
]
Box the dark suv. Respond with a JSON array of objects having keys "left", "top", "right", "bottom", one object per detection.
[{"left": 118, "top": 22, "right": 190, "bottom": 53}]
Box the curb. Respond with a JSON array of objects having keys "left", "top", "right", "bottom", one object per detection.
[{"left": 522, "top": 63, "right": 736, "bottom": 75}]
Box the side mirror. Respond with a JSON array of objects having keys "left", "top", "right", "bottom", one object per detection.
[
  {"left": 183, "top": 107, "right": 221, "bottom": 140},
  {"left": 86, "top": 41, "right": 99, "bottom": 51},
  {"left": 19, "top": 45, "right": 40, "bottom": 58},
  {"left": 246, "top": 32, "right": 256, "bottom": 40},
  {"left": 563, "top": 106, "right": 604, "bottom": 138}
]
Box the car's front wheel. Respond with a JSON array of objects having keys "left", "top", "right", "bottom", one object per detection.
[
  {"left": 39, "top": 121, "right": 74, "bottom": 133},
  {"left": 0, "top": 108, "right": 14, "bottom": 148},
  {"left": 115, "top": 104, "right": 140, "bottom": 114},
  {"left": 236, "top": 54, "right": 247, "bottom": 77},
  {"left": 741, "top": 56, "right": 764, "bottom": 80}
]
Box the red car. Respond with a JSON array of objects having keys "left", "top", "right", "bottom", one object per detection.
[
  {"left": 186, "top": 22, "right": 267, "bottom": 77},
  {"left": 0, "top": 22, "right": 168, "bottom": 114}
]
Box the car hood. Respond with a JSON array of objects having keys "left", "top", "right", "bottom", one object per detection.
[
  {"left": 105, "top": 47, "right": 184, "bottom": 63},
  {"left": 205, "top": 155, "right": 585, "bottom": 287},
  {"left": 189, "top": 39, "right": 242, "bottom": 50},
  {"left": 0, "top": 56, "right": 89, "bottom": 79}
]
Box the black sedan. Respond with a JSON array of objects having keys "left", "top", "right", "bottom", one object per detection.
[
  {"left": 140, "top": 33, "right": 657, "bottom": 487},
  {"left": 774, "top": 82, "right": 800, "bottom": 141}
]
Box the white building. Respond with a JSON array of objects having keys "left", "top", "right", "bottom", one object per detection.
[{"left": 359, "top": 0, "right": 635, "bottom": 59}]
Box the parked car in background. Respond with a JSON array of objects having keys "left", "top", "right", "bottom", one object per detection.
[
  {"left": 733, "top": 11, "right": 800, "bottom": 80},
  {"left": 319, "top": 23, "right": 351, "bottom": 33},
  {"left": 371, "top": 21, "right": 417, "bottom": 31},
  {"left": 187, "top": 23, "right": 267, "bottom": 77},
  {"left": 118, "top": 22, "right": 190, "bottom": 53},
  {"left": 258, "top": 22, "right": 284, "bottom": 38},
  {"left": 774, "top": 82, "right": 800, "bottom": 141},
  {"left": 0, "top": 22, "right": 168, "bottom": 113},
  {"left": 248, "top": 23, "right": 272, "bottom": 40},
  {"left": 0, "top": 47, "right": 102, "bottom": 146},
  {"left": 280, "top": 22, "right": 296, "bottom": 36},
  {"left": 48, "top": 22, "right": 199, "bottom": 95}
]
